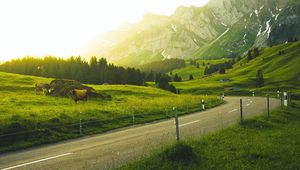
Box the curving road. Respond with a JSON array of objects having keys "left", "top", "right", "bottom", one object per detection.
[{"left": 0, "top": 96, "right": 280, "bottom": 170}]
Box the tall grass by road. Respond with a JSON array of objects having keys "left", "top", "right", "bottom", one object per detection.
[{"left": 124, "top": 100, "right": 300, "bottom": 170}]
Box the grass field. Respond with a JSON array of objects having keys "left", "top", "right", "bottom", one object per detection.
[
  {"left": 0, "top": 72, "right": 222, "bottom": 153},
  {"left": 168, "top": 59, "right": 229, "bottom": 81},
  {"left": 123, "top": 100, "right": 300, "bottom": 170},
  {"left": 172, "top": 42, "right": 300, "bottom": 96}
]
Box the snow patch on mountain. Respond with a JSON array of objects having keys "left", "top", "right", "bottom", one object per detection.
[
  {"left": 269, "top": 9, "right": 275, "bottom": 17},
  {"left": 211, "top": 12, "right": 218, "bottom": 19},
  {"left": 275, "top": 14, "right": 280, "bottom": 21},
  {"left": 243, "top": 33, "right": 247, "bottom": 44},
  {"left": 171, "top": 24, "right": 177, "bottom": 32},
  {"left": 221, "top": 22, "right": 227, "bottom": 27},
  {"left": 161, "top": 49, "right": 171, "bottom": 59},
  {"left": 254, "top": 10, "right": 259, "bottom": 16},
  {"left": 259, "top": 5, "right": 264, "bottom": 12},
  {"left": 263, "top": 19, "right": 272, "bottom": 38},
  {"left": 275, "top": 7, "right": 282, "bottom": 11},
  {"left": 257, "top": 25, "right": 262, "bottom": 36}
]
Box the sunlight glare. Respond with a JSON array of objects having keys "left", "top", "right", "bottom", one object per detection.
[{"left": 0, "top": 0, "right": 209, "bottom": 62}]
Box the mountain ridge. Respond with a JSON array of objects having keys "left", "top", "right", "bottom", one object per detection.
[{"left": 84, "top": 0, "right": 300, "bottom": 66}]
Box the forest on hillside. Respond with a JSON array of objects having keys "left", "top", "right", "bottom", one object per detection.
[
  {"left": 0, "top": 56, "right": 145, "bottom": 85},
  {"left": 137, "top": 58, "right": 186, "bottom": 74}
]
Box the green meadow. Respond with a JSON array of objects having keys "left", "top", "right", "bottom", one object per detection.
[
  {"left": 0, "top": 72, "right": 222, "bottom": 153},
  {"left": 169, "top": 59, "right": 229, "bottom": 81},
  {"left": 172, "top": 42, "right": 300, "bottom": 96}
]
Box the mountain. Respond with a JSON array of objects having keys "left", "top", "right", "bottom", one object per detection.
[{"left": 84, "top": 0, "right": 300, "bottom": 66}]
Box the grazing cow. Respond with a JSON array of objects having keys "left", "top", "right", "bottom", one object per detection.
[
  {"left": 71, "top": 89, "right": 88, "bottom": 103},
  {"left": 35, "top": 83, "right": 50, "bottom": 94}
]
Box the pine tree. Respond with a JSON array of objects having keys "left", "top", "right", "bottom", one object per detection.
[
  {"left": 204, "top": 66, "right": 209, "bottom": 75},
  {"left": 256, "top": 70, "right": 264, "bottom": 87},
  {"left": 169, "top": 84, "right": 177, "bottom": 94},
  {"left": 173, "top": 73, "right": 181, "bottom": 82},
  {"left": 247, "top": 50, "right": 253, "bottom": 61},
  {"left": 219, "top": 67, "right": 226, "bottom": 74},
  {"left": 253, "top": 47, "right": 259, "bottom": 58},
  {"left": 189, "top": 74, "right": 194, "bottom": 80},
  {"left": 147, "top": 70, "right": 154, "bottom": 81}
]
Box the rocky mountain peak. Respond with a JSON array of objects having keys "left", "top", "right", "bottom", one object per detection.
[{"left": 84, "top": 0, "right": 300, "bottom": 66}]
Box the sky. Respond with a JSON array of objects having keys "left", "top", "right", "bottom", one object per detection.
[{"left": 0, "top": 0, "right": 210, "bottom": 62}]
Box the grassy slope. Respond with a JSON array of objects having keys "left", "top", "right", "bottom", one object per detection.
[
  {"left": 124, "top": 101, "right": 300, "bottom": 170},
  {"left": 169, "top": 59, "right": 229, "bottom": 81},
  {"left": 0, "top": 72, "right": 222, "bottom": 153},
  {"left": 172, "top": 42, "right": 300, "bottom": 95}
]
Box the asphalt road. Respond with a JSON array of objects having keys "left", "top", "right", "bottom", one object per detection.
[{"left": 0, "top": 96, "right": 280, "bottom": 170}]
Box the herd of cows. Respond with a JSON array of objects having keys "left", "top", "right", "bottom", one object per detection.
[{"left": 34, "top": 79, "right": 111, "bottom": 103}]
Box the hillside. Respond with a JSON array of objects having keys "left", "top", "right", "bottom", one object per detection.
[
  {"left": 84, "top": 0, "right": 300, "bottom": 66},
  {"left": 172, "top": 42, "right": 300, "bottom": 95},
  {"left": 0, "top": 72, "right": 221, "bottom": 153},
  {"left": 168, "top": 59, "right": 229, "bottom": 81}
]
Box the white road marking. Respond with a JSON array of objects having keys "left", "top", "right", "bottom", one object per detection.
[
  {"left": 228, "top": 109, "right": 238, "bottom": 113},
  {"left": 1, "top": 153, "right": 73, "bottom": 170},
  {"left": 179, "top": 120, "right": 201, "bottom": 127}
]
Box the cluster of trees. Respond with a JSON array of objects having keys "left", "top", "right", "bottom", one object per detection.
[
  {"left": 278, "top": 50, "right": 285, "bottom": 55},
  {"left": 203, "top": 60, "right": 235, "bottom": 75},
  {"left": 189, "top": 59, "right": 200, "bottom": 68},
  {"left": 173, "top": 73, "right": 182, "bottom": 82},
  {"left": 138, "top": 58, "right": 185, "bottom": 74},
  {"left": 0, "top": 56, "right": 145, "bottom": 85},
  {"left": 154, "top": 73, "right": 178, "bottom": 94},
  {"left": 247, "top": 47, "right": 260, "bottom": 61},
  {"left": 287, "top": 37, "right": 298, "bottom": 42}
]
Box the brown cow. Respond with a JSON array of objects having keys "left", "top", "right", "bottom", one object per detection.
[{"left": 71, "top": 89, "right": 88, "bottom": 103}]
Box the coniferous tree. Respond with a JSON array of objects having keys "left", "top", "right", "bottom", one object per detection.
[
  {"left": 247, "top": 50, "right": 253, "bottom": 61},
  {"left": 253, "top": 47, "right": 259, "bottom": 58},
  {"left": 146, "top": 70, "right": 154, "bottom": 81},
  {"left": 189, "top": 74, "right": 194, "bottom": 80},
  {"left": 204, "top": 66, "right": 209, "bottom": 75},
  {"left": 219, "top": 67, "right": 226, "bottom": 74},
  {"left": 173, "top": 73, "right": 182, "bottom": 82},
  {"left": 256, "top": 70, "right": 264, "bottom": 87},
  {"left": 169, "top": 84, "right": 177, "bottom": 94},
  {"left": 155, "top": 73, "right": 162, "bottom": 84},
  {"left": 157, "top": 75, "right": 170, "bottom": 90}
]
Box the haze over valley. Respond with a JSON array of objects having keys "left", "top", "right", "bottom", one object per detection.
[{"left": 0, "top": 0, "right": 299, "bottom": 170}]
